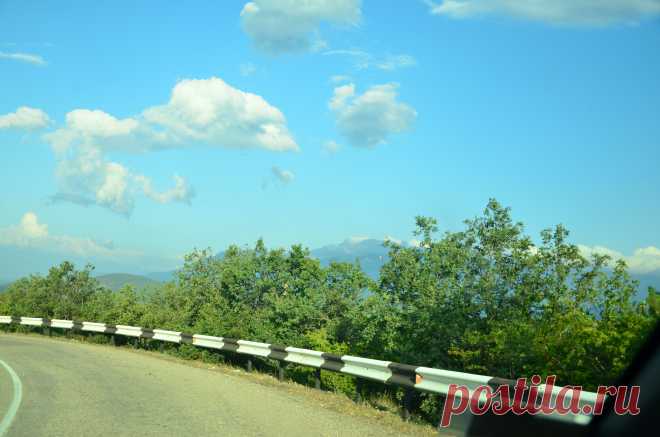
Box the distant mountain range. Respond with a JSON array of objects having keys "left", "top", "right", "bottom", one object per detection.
[
  {"left": 2, "top": 238, "right": 657, "bottom": 299},
  {"left": 153, "top": 238, "right": 660, "bottom": 294},
  {"left": 145, "top": 271, "right": 177, "bottom": 282},
  {"left": 311, "top": 240, "right": 659, "bottom": 296},
  {"left": 209, "top": 238, "right": 390, "bottom": 279},
  {"left": 310, "top": 238, "right": 391, "bottom": 278},
  {"left": 0, "top": 274, "right": 163, "bottom": 294},
  {"left": 635, "top": 271, "right": 660, "bottom": 298},
  {"left": 108, "top": 238, "right": 391, "bottom": 284},
  {"left": 141, "top": 238, "right": 391, "bottom": 283},
  {"left": 94, "top": 273, "right": 162, "bottom": 292}
]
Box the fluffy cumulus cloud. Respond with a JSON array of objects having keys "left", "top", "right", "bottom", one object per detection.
[
  {"left": 65, "top": 109, "right": 138, "bottom": 138},
  {"left": 328, "top": 83, "right": 355, "bottom": 110},
  {"left": 240, "top": 0, "right": 361, "bottom": 54},
  {"left": 0, "top": 212, "right": 138, "bottom": 258},
  {"left": 0, "top": 51, "right": 46, "bottom": 66},
  {"left": 143, "top": 78, "right": 298, "bottom": 152},
  {"left": 52, "top": 151, "right": 192, "bottom": 216},
  {"left": 426, "top": 0, "right": 660, "bottom": 26},
  {"left": 45, "top": 109, "right": 140, "bottom": 155},
  {"left": 50, "top": 144, "right": 146, "bottom": 215},
  {"left": 43, "top": 77, "right": 297, "bottom": 215},
  {"left": 578, "top": 245, "right": 660, "bottom": 274},
  {"left": 271, "top": 166, "right": 295, "bottom": 183},
  {"left": 47, "top": 78, "right": 297, "bottom": 154},
  {"left": 329, "top": 83, "right": 416, "bottom": 148},
  {"left": 0, "top": 106, "right": 51, "bottom": 130}
]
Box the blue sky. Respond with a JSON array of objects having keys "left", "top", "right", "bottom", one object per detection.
[{"left": 1, "top": 0, "right": 659, "bottom": 278}]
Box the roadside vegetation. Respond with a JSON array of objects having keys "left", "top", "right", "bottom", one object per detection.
[{"left": 1, "top": 199, "right": 658, "bottom": 424}]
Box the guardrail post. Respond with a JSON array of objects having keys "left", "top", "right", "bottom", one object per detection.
[
  {"left": 246, "top": 358, "right": 252, "bottom": 372},
  {"left": 159, "top": 342, "right": 165, "bottom": 353},
  {"left": 278, "top": 361, "right": 285, "bottom": 381},
  {"left": 314, "top": 368, "right": 321, "bottom": 390},
  {"left": 354, "top": 378, "right": 363, "bottom": 403},
  {"left": 402, "top": 387, "right": 415, "bottom": 421}
]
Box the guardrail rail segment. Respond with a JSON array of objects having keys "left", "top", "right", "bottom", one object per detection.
[{"left": 1, "top": 315, "right": 598, "bottom": 427}]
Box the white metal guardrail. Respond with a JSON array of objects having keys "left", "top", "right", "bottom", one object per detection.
[{"left": 1, "top": 315, "right": 599, "bottom": 427}]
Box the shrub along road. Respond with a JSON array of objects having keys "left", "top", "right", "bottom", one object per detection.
[{"left": 0, "top": 334, "right": 424, "bottom": 437}]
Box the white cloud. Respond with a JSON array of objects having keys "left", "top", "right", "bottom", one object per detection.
[
  {"left": 43, "top": 110, "right": 141, "bottom": 156},
  {"left": 426, "top": 0, "right": 660, "bottom": 26},
  {"left": 347, "top": 236, "right": 369, "bottom": 244},
  {"left": 0, "top": 212, "right": 180, "bottom": 275},
  {"left": 66, "top": 109, "right": 139, "bottom": 138},
  {"left": 47, "top": 78, "right": 297, "bottom": 154},
  {"left": 329, "top": 82, "right": 416, "bottom": 148},
  {"left": 323, "top": 140, "right": 341, "bottom": 154},
  {"left": 0, "top": 106, "right": 51, "bottom": 131},
  {"left": 382, "top": 236, "right": 429, "bottom": 248},
  {"left": 384, "top": 235, "right": 402, "bottom": 245},
  {"left": 0, "top": 212, "right": 139, "bottom": 258},
  {"left": 16, "top": 212, "right": 48, "bottom": 240},
  {"left": 0, "top": 51, "right": 46, "bottom": 66},
  {"left": 47, "top": 129, "right": 194, "bottom": 216},
  {"left": 324, "top": 49, "right": 370, "bottom": 61},
  {"left": 52, "top": 146, "right": 128, "bottom": 215},
  {"left": 43, "top": 77, "right": 297, "bottom": 215},
  {"left": 240, "top": 0, "right": 361, "bottom": 54},
  {"left": 240, "top": 62, "right": 257, "bottom": 76},
  {"left": 376, "top": 54, "right": 417, "bottom": 71},
  {"left": 137, "top": 174, "right": 195, "bottom": 204},
  {"left": 329, "top": 83, "right": 355, "bottom": 110},
  {"left": 143, "top": 78, "right": 298, "bottom": 152},
  {"left": 94, "top": 162, "right": 131, "bottom": 212},
  {"left": 578, "top": 245, "right": 660, "bottom": 274},
  {"left": 323, "top": 50, "right": 417, "bottom": 71},
  {"left": 271, "top": 166, "right": 295, "bottom": 183}
]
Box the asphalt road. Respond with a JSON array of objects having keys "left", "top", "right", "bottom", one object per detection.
[{"left": 0, "top": 334, "right": 423, "bottom": 437}]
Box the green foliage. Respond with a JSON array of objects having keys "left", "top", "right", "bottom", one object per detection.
[
  {"left": 349, "top": 199, "right": 658, "bottom": 389},
  {"left": 0, "top": 261, "right": 100, "bottom": 319},
  {"left": 1, "top": 199, "right": 657, "bottom": 412}
]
